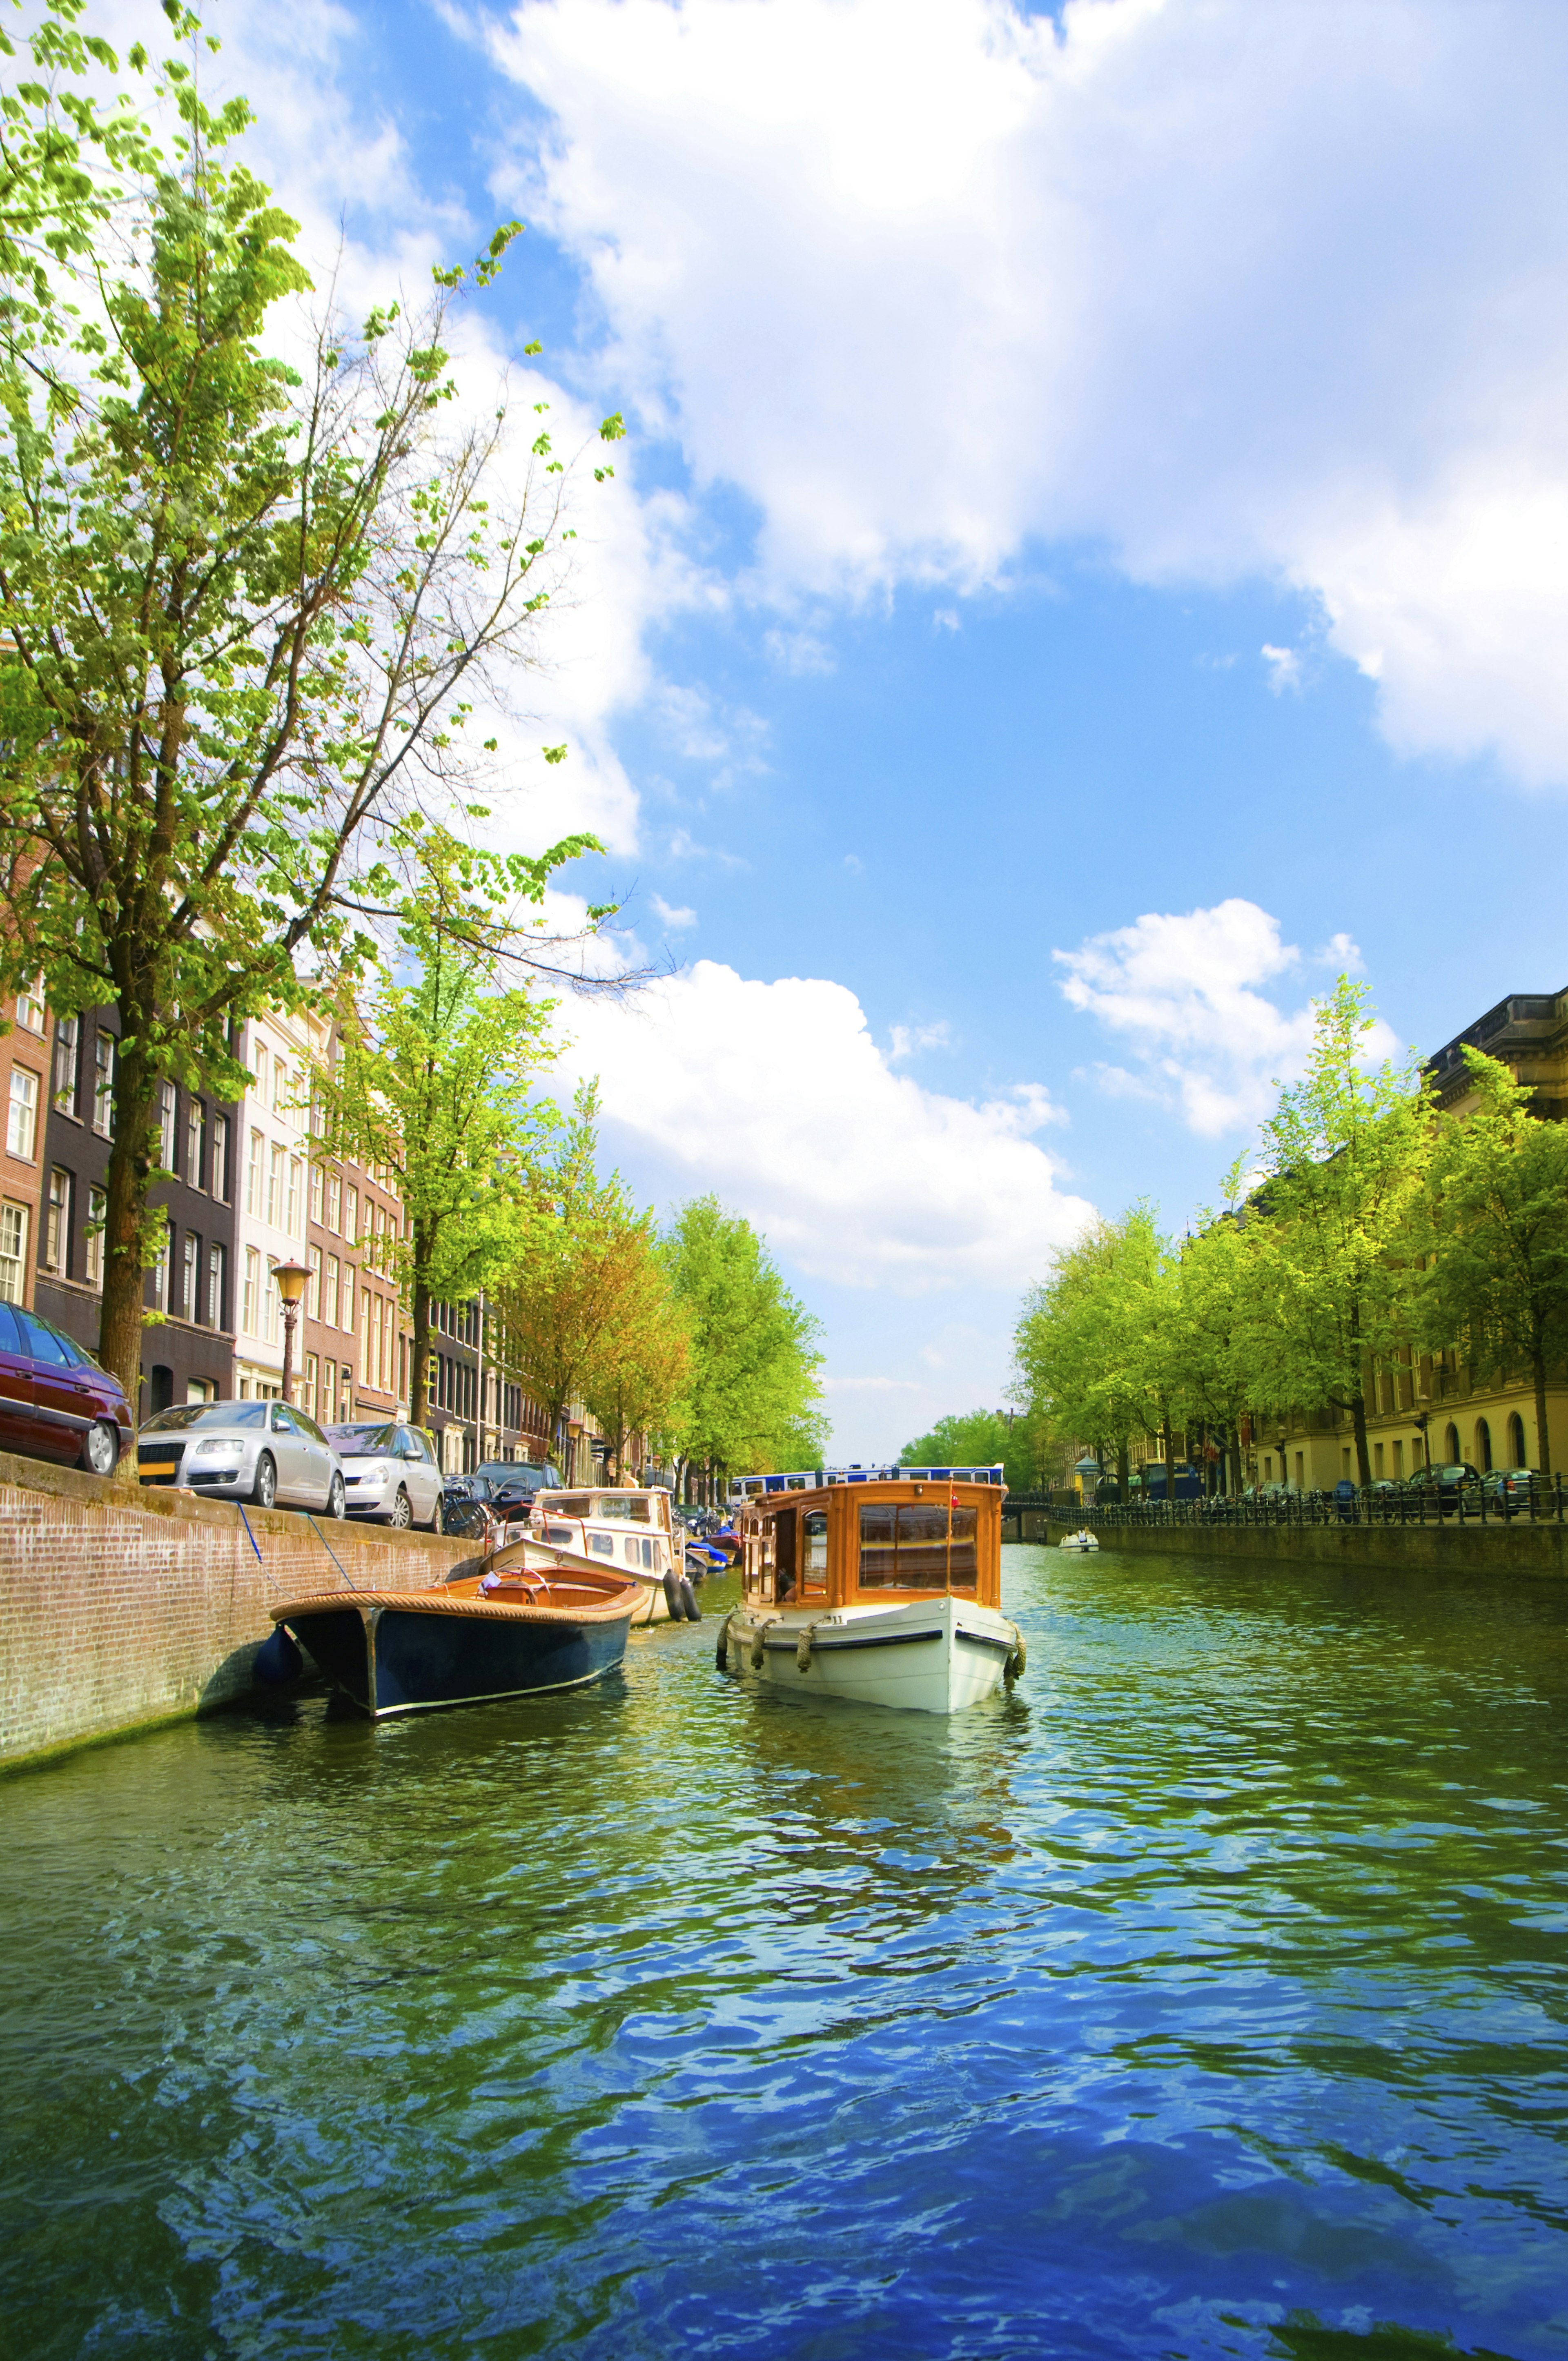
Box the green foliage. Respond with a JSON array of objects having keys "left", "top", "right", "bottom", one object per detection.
[
  {"left": 1412, "top": 1047, "right": 1568, "bottom": 1473},
  {"left": 659, "top": 1197, "right": 828, "bottom": 1483},
  {"left": 1013, "top": 1205, "right": 1173, "bottom": 1488},
  {"left": 313, "top": 842, "right": 561, "bottom": 1427},
  {"left": 897, "top": 1407, "right": 1047, "bottom": 1495},
  {"left": 0, "top": 9, "right": 621, "bottom": 1390}
]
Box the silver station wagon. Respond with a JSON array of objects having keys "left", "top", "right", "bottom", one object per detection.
[{"left": 137, "top": 1399, "right": 346, "bottom": 1517}]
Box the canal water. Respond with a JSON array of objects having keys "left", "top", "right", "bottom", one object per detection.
[{"left": 4, "top": 1544, "right": 1567, "bottom": 2360}]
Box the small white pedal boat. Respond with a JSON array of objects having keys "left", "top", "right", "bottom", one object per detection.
[{"left": 1058, "top": 1528, "right": 1100, "bottom": 1552}]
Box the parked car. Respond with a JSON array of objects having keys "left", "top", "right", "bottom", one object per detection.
[
  {"left": 0, "top": 1300, "right": 134, "bottom": 1475},
  {"left": 469, "top": 1457, "right": 565, "bottom": 1521},
  {"left": 137, "top": 1399, "right": 345, "bottom": 1515},
  {"left": 1402, "top": 1461, "right": 1482, "bottom": 1509},
  {"left": 1482, "top": 1466, "right": 1540, "bottom": 1514},
  {"left": 329, "top": 1420, "right": 445, "bottom": 1530}
]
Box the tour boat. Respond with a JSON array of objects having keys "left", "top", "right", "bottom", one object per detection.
[
  {"left": 717, "top": 1464, "right": 1025, "bottom": 1715},
  {"left": 1058, "top": 1528, "right": 1100, "bottom": 1552},
  {"left": 516, "top": 1485, "right": 699, "bottom": 1626},
  {"left": 269, "top": 1559, "right": 640, "bottom": 1719}
]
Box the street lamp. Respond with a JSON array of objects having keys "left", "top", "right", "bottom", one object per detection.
[{"left": 270, "top": 1258, "right": 311, "bottom": 1406}]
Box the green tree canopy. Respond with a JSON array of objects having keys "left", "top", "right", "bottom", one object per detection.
[
  {"left": 660, "top": 1197, "right": 827, "bottom": 1492},
  {"left": 898, "top": 1407, "right": 1049, "bottom": 1496}
]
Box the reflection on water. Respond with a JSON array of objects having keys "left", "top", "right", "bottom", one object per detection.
[{"left": 2, "top": 1548, "right": 1566, "bottom": 2359}]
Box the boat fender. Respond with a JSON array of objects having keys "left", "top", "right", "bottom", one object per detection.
[
  {"left": 1004, "top": 1626, "right": 1027, "bottom": 1686},
  {"left": 663, "top": 1569, "right": 683, "bottom": 1620},
  {"left": 679, "top": 1575, "right": 702, "bottom": 1623},
  {"left": 796, "top": 1623, "right": 815, "bottom": 1675},
  {"left": 715, "top": 1612, "right": 734, "bottom": 1673},
  {"left": 254, "top": 1625, "right": 303, "bottom": 1687},
  {"left": 749, "top": 1619, "right": 771, "bottom": 1672}
]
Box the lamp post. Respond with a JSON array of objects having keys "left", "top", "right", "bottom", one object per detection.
[{"left": 270, "top": 1258, "right": 311, "bottom": 1406}]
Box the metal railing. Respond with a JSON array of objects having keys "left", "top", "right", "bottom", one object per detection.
[{"left": 1003, "top": 1480, "right": 1567, "bottom": 1531}]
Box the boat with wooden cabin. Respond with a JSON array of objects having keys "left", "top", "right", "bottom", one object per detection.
[
  {"left": 516, "top": 1485, "right": 697, "bottom": 1626},
  {"left": 718, "top": 1464, "right": 1024, "bottom": 1714},
  {"left": 269, "top": 1559, "right": 641, "bottom": 1719}
]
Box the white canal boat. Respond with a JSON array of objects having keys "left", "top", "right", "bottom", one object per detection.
[
  {"left": 718, "top": 1464, "right": 1025, "bottom": 1714},
  {"left": 497, "top": 1485, "right": 697, "bottom": 1626}
]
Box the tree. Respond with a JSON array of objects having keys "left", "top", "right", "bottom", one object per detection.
[
  {"left": 312, "top": 850, "right": 561, "bottom": 1428},
  {"left": 584, "top": 1239, "right": 692, "bottom": 1481},
  {"left": 1412, "top": 1048, "right": 1568, "bottom": 1475},
  {"left": 0, "top": 10, "right": 625, "bottom": 1393},
  {"left": 660, "top": 1198, "right": 827, "bottom": 1498},
  {"left": 1239, "top": 977, "right": 1432, "bottom": 1486},
  {"left": 490, "top": 1083, "right": 654, "bottom": 1462},
  {"left": 1160, "top": 1164, "right": 1258, "bottom": 1492},
  {"left": 898, "top": 1407, "right": 1049, "bottom": 1496},
  {"left": 1013, "top": 1207, "right": 1171, "bottom": 1496}
]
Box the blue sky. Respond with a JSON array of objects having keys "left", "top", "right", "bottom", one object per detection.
[{"left": 195, "top": 0, "right": 1568, "bottom": 1459}]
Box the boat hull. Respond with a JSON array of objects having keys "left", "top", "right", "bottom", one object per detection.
[
  {"left": 276, "top": 1590, "right": 633, "bottom": 1719},
  {"left": 721, "top": 1593, "right": 1017, "bottom": 1715}
]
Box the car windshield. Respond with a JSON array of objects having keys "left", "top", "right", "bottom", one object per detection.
[
  {"left": 475, "top": 1461, "right": 549, "bottom": 1487},
  {"left": 331, "top": 1423, "right": 397, "bottom": 1457},
  {"left": 143, "top": 1402, "right": 266, "bottom": 1432}
]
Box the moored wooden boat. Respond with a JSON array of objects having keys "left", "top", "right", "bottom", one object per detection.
[
  {"left": 718, "top": 1464, "right": 1024, "bottom": 1714},
  {"left": 271, "top": 1561, "right": 639, "bottom": 1719},
  {"left": 517, "top": 1485, "right": 697, "bottom": 1626}
]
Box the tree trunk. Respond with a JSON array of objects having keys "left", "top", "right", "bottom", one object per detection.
[
  {"left": 411, "top": 1269, "right": 432, "bottom": 1427},
  {"left": 1350, "top": 1393, "right": 1372, "bottom": 1487},
  {"left": 98, "top": 1034, "right": 159, "bottom": 1410},
  {"left": 1532, "top": 1346, "right": 1551, "bottom": 1475},
  {"left": 1160, "top": 1408, "right": 1175, "bottom": 1503},
  {"left": 1116, "top": 1439, "right": 1129, "bottom": 1499}
]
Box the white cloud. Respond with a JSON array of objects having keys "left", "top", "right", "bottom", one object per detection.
[
  {"left": 764, "top": 627, "right": 837, "bottom": 675},
  {"left": 932, "top": 608, "right": 962, "bottom": 633},
  {"left": 1053, "top": 898, "right": 1399, "bottom": 1136},
  {"left": 494, "top": 0, "right": 1568, "bottom": 786},
  {"left": 649, "top": 893, "right": 698, "bottom": 931},
  {"left": 557, "top": 959, "right": 1095, "bottom": 1289},
  {"left": 1261, "top": 643, "right": 1302, "bottom": 695},
  {"left": 888, "top": 1019, "right": 954, "bottom": 1061}
]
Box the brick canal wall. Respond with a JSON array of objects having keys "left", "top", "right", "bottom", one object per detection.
[
  {"left": 1010, "top": 1507, "right": 1568, "bottom": 1580},
  {"left": 0, "top": 1454, "right": 474, "bottom": 1770}
]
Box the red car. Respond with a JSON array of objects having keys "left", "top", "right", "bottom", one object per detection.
[{"left": 0, "top": 1301, "right": 134, "bottom": 1475}]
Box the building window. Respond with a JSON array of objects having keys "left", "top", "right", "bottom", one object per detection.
[
  {"left": 182, "top": 1234, "right": 199, "bottom": 1321},
  {"left": 363, "top": 1287, "right": 374, "bottom": 1386},
  {"left": 247, "top": 1129, "right": 263, "bottom": 1216},
  {"left": 307, "top": 1241, "right": 322, "bottom": 1319},
  {"left": 187, "top": 1099, "right": 205, "bottom": 1189},
  {"left": 158, "top": 1081, "right": 177, "bottom": 1171},
  {"left": 342, "top": 1265, "right": 354, "bottom": 1339},
  {"left": 324, "top": 1254, "right": 340, "bottom": 1329},
  {"left": 52, "top": 1015, "right": 80, "bottom": 1114},
  {"left": 242, "top": 1246, "right": 261, "bottom": 1334},
  {"left": 344, "top": 1186, "right": 358, "bottom": 1246},
  {"left": 211, "top": 1114, "right": 229, "bottom": 1203},
  {"left": 253, "top": 1042, "right": 267, "bottom": 1107},
  {"left": 264, "top": 1263, "right": 279, "bottom": 1344},
  {"left": 272, "top": 1056, "right": 285, "bottom": 1113},
  {"left": 15, "top": 978, "right": 44, "bottom": 1032},
  {"left": 0, "top": 1203, "right": 26, "bottom": 1301},
  {"left": 327, "top": 1172, "right": 341, "bottom": 1234},
  {"left": 85, "top": 1187, "right": 106, "bottom": 1287},
  {"left": 310, "top": 1162, "right": 324, "bottom": 1223},
  {"left": 150, "top": 1229, "right": 169, "bottom": 1312},
  {"left": 305, "top": 1351, "right": 318, "bottom": 1423},
  {"left": 208, "top": 1240, "right": 226, "bottom": 1329},
  {"left": 287, "top": 1156, "right": 301, "bottom": 1237},
  {"left": 268, "top": 1141, "right": 284, "bottom": 1228},
  {"left": 7, "top": 1068, "right": 38, "bottom": 1160},
  {"left": 92, "top": 1031, "right": 114, "bottom": 1137},
  {"left": 321, "top": 1358, "right": 336, "bottom": 1427},
  {"left": 44, "top": 1168, "right": 71, "bottom": 1274}
]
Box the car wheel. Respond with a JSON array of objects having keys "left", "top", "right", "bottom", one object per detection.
[
  {"left": 80, "top": 1418, "right": 119, "bottom": 1478},
  {"left": 252, "top": 1452, "right": 277, "bottom": 1511},
  {"left": 389, "top": 1486, "right": 412, "bottom": 1530},
  {"left": 430, "top": 1496, "right": 445, "bottom": 1537},
  {"left": 327, "top": 1472, "right": 346, "bottom": 1521}
]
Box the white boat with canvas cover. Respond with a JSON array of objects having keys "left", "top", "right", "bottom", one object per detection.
[
  {"left": 1059, "top": 1528, "right": 1100, "bottom": 1551},
  {"left": 499, "top": 1486, "right": 697, "bottom": 1626},
  {"left": 718, "top": 1464, "right": 1025, "bottom": 1714}
]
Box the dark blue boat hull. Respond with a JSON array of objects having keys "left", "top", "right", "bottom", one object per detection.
[{"left": 284, "top": 1599, "right": 631, "bottom": 1718}]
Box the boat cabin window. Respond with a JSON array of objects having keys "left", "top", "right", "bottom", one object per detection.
[
  {"left": 543, "top": 1523, "right": 576, "bottom": 1545},
  {"left": 589, "top": 1493, "right": 653, "bottom": 1522},
  {"left": 589, "top": 1532, "right": 615, "bottom": 1557},
  {"left": 858, "top": 1502, "right": 978, "bottom": 1593},
  {"left": 802, "top": 1510, "right": 828, "bottom": 1594},
  {"left": 553, "top": 1495, "right": 592, "bottom": 1518}
]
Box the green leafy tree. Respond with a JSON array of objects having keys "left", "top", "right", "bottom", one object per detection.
[
  {"left": 312, "top": 852, "right": 562, "bottom": 1428},
  {"left": 0, "top": 10, "right": 625, "bottom": 1394},
  {"left": 1240, "top": 977, "right": 1432, "bottom": 1486},
  {"left": 584, "top": 1240, "right": 692, "bottom": 1481},
  {"left": 1013, "top": 1206, "right": 1171, "bottom": 1496},
  {"left": 1161, "top": 1163, "right": 1258, "bottom": 1492},
  {"left": 1412, "top": 1047, "right": 1568, "bottom": 1474},
  {"left": 898, "top": 1407, "right": 1048, "bottom": 1495},
  {"left": 660, "top": 1197, "right": 827, "bottom": 1498}
]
